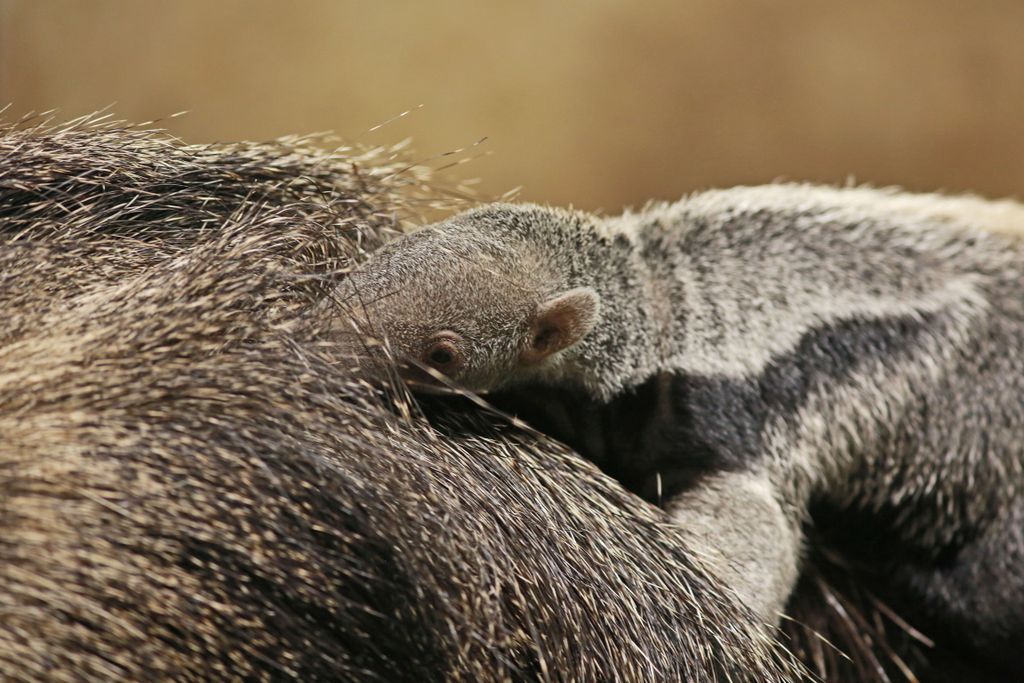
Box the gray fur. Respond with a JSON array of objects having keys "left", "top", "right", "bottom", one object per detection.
[{"left": 344, "top": 184, "right": 1024, "bottom": 670}]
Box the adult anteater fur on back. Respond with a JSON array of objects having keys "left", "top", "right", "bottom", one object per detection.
[{"left": 0, "top": 113, "right": 1002, "bottom": 681}]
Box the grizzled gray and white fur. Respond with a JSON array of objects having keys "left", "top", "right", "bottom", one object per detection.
[{"left": 341, "top": 184, "right": 1024, "bottom": 673}]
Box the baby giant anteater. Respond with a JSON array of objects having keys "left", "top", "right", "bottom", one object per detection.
[{"left": 343, "top": 185, "right": 1024, "bottom": 676}]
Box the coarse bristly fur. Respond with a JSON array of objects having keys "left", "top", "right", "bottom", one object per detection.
[
  {"left": 343, "top": 184, "right": 1024, "bottom": 678},
  {"left": 0, "top": 112, "right": 824, "bottom": 682}
]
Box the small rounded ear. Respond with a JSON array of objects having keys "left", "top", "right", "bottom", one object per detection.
[{"left": 522, "top": 287, "right": 601, "bottom": 365}]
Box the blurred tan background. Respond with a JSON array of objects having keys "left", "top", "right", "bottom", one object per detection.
[{"left": 2, "top": 0, "right": 1024, "bottom": 212}]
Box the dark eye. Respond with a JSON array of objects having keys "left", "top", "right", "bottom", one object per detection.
[
  {"left": 428, "top": 344, "right": 455, "bottom": 366},
  {"left": 422, "top": 334, "right": 464, "bottom": 374}
]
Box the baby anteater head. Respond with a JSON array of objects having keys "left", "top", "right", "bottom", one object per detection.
[{"left": 339, "top": 204, "right": 601, "bottom": 394}]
